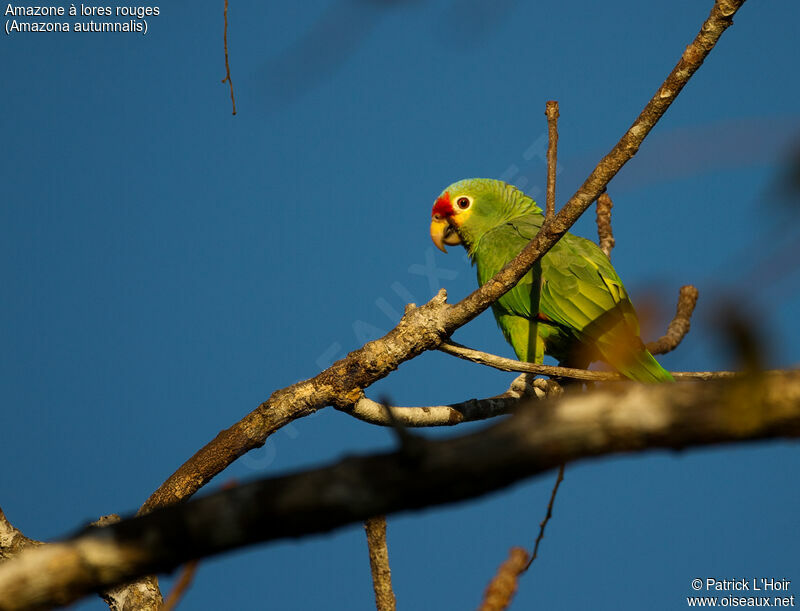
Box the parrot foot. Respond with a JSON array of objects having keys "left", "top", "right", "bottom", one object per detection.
[{"left": 507, "top": 373, "right": 564, "bottom": 400}]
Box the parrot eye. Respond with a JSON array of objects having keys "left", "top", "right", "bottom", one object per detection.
[
  {"left": 433, "top": 213, "right": 442, "bottom": 221},
  {"left": 456, "top": 197, "right": 471, "bottom": 210}
]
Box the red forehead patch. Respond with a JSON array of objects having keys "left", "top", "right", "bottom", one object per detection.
[{"left": 432, "top": 191, "right": 452, "bottom": 218}]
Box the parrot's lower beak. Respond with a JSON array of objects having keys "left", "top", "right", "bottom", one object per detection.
[{"left": 430, "top": 218, "right": 461, "bottom": 252}]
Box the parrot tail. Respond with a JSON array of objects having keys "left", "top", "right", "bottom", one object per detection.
[{"left": 615, "top": 349, "right": 675, "bottom": 383}]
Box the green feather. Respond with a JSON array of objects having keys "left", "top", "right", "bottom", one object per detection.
[{"left": 440, "top": 178, "right": 673, "bottom": 383}]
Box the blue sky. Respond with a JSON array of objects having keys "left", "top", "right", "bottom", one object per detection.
[{"left": 2, "top": 1, "right": 799, "bottom": 609}]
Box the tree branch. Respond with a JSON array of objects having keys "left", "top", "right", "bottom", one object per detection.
[
  {"left": 221, "top": 0, "right": 236, "bottom": 115},
  {"left": 342, "top": 393, "right": 525, "bottom": 427},
  {"left": 596, "top": 192, "right": 615, "bottom": 258},
  {"left": 1, "top": 370, "right": 797, "bottom": 611},
  {"left": 364, "top": 517, "right": 396, "bottom": 611},
  {"left": 646, "top": 285, "right": 700, "bottom": 355},
  {"left": 439, "top": 340, "right": 751, "bottom": 381},
  {"left": 545, "top": 101, "right": 559, "bottom": 220}
]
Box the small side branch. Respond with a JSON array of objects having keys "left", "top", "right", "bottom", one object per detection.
[
  {"left": 364, "top": 517, "right": 396, "bottom": 611},
  {"left": 646, "top": 285, "right": 700, "bottom": 355},
  {"left": 440, "top": 283, "right": 702, "bottom": 378},
  {"left": 439, "top": 340, "right": 751, "bottom": 381},
  {"left": 439, "top": 341, "right": 623, "bottom": 381},
  {"left": 596, "top": 192, "right": 615, "bottom": 258},
  {"left": 342, "top": 392, "right": 527, "bottom": 427},
  {"left": 478, "top": 547, "right": 529, "bottom": 611},
  {"left": 343, "top": 377, "right": 558, "bottom": 428},
  {"left": 221, "top": 0, "right": 237, "bottom": 115},
  {"left": 545, "top": 101, "right": 560, "bottom": 220}
]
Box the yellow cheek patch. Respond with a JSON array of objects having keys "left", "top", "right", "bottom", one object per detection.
[{"left": 451, "top": 205, "right": 473, "bottom": 226}]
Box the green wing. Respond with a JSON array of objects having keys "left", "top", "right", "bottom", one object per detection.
[{"left": 475, "top": 214, "right": 673, "bottom": 383}]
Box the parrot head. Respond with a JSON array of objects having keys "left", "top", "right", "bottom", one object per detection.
[{"left": 430, "top": 178, "right": 541, "bottom": 253}]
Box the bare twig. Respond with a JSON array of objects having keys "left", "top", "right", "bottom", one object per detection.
[
  {"left": 439, "top": 341, "right": 626, "bottom": 380},
  {"left": 160, "top": 561, "right": 198, "bottom": 611},
  {"left": 439, "top": 340, "right": 747, "bottom": 381},
  {"left": 364, "top": 517, "right": 396, "bottom": 611},
  {"left": 1, "top": 370, "right": 798, "bottom": 610},
  {"left": 596, "top": 192, "right": 615, "bottom": 257},
  {"left": 524, "top": 465, "right": 565, "bottom": 571},
  {"left": 221, "top": 0, "right": 237, "bottom": 115},
  {"left": 138, "top": 0, "right": 746, "bottom": 521},
  {"left": 478, "top": 547, "right": 529, "bottom": 611},
  {"left": 545, "top": 101, "right": 560, "bottom": 220},
  {"left": 646, "top": 285, "right": 700, "bottom": 355}
]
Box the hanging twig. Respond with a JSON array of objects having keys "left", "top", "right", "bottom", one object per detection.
[
  {"left": 221, "top": 0, "right": 237, "bottom": 115},
  {"left": 524, "top": 465, "right": 565, "bottom": 571}
]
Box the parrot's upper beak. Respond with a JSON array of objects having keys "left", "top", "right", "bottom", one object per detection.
[{"left": 430, "top": 218, "right": 462, "bottom": 253}]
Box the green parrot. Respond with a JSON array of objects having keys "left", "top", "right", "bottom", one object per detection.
[{"left": 429, "top": 178, "right": 673, "bottom": 383}]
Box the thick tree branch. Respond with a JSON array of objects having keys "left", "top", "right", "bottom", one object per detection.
[
  {"left": 1, "top": 370, "right": 797, "bottom": 611},
  {"left": 138, "top": 0, "right": 746, "bottom": 520}
]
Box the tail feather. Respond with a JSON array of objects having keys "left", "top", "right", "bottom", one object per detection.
[{"left": 614, "top": 349, "right": 674, "bottom": 383}]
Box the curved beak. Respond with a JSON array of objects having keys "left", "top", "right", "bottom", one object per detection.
[{"left": 430, "top": 218, "right": 462, "bottom": 253}]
